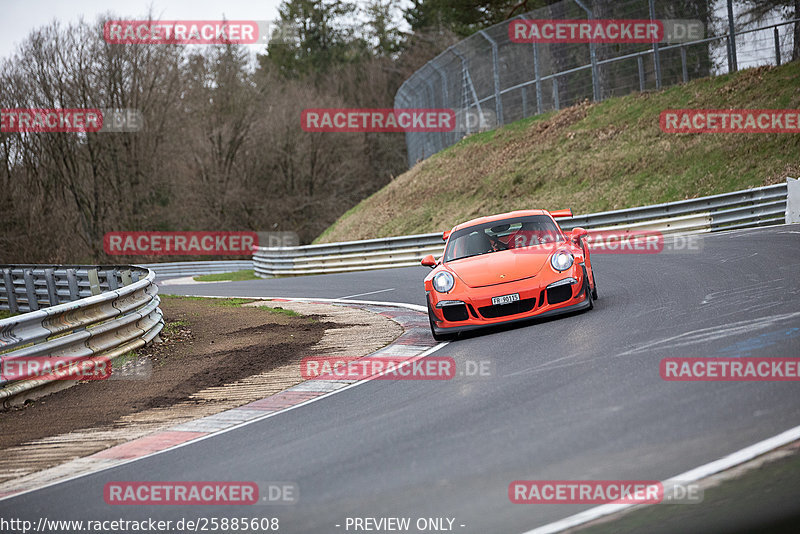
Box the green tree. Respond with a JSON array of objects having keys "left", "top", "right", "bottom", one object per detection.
[
  {"left": 262, "top": 0, "right": 365, "bottom": 78},
  {"left": 404, "top": 0, "right": 551, "bottom": 37},
  {"left": 364, "top": 0, "right": 404, "bottom": 56}
]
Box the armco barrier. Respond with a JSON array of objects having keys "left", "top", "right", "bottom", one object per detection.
[
  {"left": 0, "top": 265, "right": 163, "bottom": 404},
  {"left": 253, "top": 180, "right": 793, "bottom": 277},
  {"left": 142, "top": 260, "right": 253, "bottom": 278}
]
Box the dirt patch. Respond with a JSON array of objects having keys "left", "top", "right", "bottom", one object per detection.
[
  {"left": 0, "top": 297, "right": 403, "bottom": 489},
  {"left": 0, "top": 297, "right": 329, "bottom": 449}
]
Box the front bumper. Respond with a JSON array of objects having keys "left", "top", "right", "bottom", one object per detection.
[{"left": 428, "top": 265, "right": 591, "bottom": 335}]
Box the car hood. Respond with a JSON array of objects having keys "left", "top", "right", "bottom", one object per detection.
[{"left": 446, "top": 248, "right": 552, "bottom": 288}]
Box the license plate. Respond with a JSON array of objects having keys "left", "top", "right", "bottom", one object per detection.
[{"left": 492, "top": 293, "right": 520, "bottom": 306}]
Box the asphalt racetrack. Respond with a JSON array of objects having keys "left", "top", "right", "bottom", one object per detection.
[{"left": 3, "top": 225, "right": 800, "bottom": 533}]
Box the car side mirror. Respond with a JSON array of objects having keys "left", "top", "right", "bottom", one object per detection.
[
  {"left": 570, "top": 227, "right": 588, "bottom": 244},
  {"left": 442, "top": 230, "right": 451, "bottom": 242},
  {"left": 421, "top": 254, "right": 437, "bottom": 268}
]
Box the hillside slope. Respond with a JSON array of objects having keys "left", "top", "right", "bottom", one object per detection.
[{"left": 316, "top": 62, "right": 799, "bottom": 243}]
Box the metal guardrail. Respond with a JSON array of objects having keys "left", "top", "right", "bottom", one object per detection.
[
  {"left": 0, "top": 265, "right": 163, "bottom": 404},
  {"left": 253, "top": 181, "right": 793, "bottom": 277},
  {"left": 142, "top": 260, "right": 253, "bottom": 278}
]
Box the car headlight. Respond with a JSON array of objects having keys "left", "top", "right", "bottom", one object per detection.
[
  {"left": 550, "top": 250, "right": 574, "bottom": 272},
  {"left": 432, "top": 271, "right": 455, "bottom": 293}
]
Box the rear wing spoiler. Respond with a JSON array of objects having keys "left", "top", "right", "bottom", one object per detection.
[{"left": 548, "top": 209, "right": 573, "bottom": 219}]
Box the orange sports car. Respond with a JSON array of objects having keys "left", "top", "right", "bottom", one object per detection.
[{"left": 421, "top": 209, "right": 597, "bottom": 341}]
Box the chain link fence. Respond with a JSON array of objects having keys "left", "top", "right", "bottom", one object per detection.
[{"left": 396, "top": 0, "right": 798, "bottom": 167}]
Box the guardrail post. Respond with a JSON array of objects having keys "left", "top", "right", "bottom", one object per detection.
[
  {"left": 121, "top": 270, "right": 133, "bottom": 286},
  {"left": 88, "top": 269, "right": 101, "bottom": 296},
  {"left": 774, "top": 27, "right": 781, "bottom": 66},
  {"left": 66, "top": 269, "right": 80, "bottom": 301},
  {"left": 2, "top": 269, "right": 18, "bottom": 314},
  {"left": 44, "top": 268, "right": 59, "bottom": 307},
  {"left": 787, "top": 178, "right": 800, "bottom": 224},
  {"left": 23, "top": 269, "right": 39, "bottom": 311},
  {"left": 107, "top": 269, "right": 120, "bottom": 290}
]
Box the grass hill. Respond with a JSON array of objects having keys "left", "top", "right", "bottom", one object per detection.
[{"left": 316, "top": 61, "right": 799, "bottom": 243}]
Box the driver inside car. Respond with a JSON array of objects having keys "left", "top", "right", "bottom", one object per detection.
[{"left": 507, "top": 221, "right": 554, "bottom": 249}]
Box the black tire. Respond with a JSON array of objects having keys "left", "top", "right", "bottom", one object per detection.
[
  {"left": 591, "top": 268, "right": 598, "bottom": 300},
  {"left": 428, "top": 301, "right": 453, "bottom": 342},
  {"left": 585, "top": 277, "right": 594, "bottom": 310}
]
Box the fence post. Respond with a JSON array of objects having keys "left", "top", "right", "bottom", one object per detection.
[
  {"left": 726, "top": 36, "right": 734, "bottom": 74},
  {"left": 573, "top": 0, "right": 599, "bottom": 101},
  {"left": 522, "top": 87, "right": 528, "bottom": 117},
  {"left": 422, "top": 77, "right": 442, "bottom": 153},
  {"left": 681, "top": 46, "right": 688, "bottom": 83},
  {"left": 533, "top": 42, "right": 543, "bottom": 114},
  {"left": 727, "top": 0, "right": 738, "bottom": 72},
  {"left": 431, "top": 63, "right": 451, "bottom": 145},
  {"left": 451, "top": 47, "right": 485, "bottom": 135},
  {"left": 774, "top": 27, "right": 781, "bottom": 66},
  {"left": 553, "top": 77, "right": 560, "bottom": 111},
  {"left": 649, "top": 0, "right": 662, "bottom": 89},
  {"left": 478, "top": 30, "right": 504, "bottom": 126},
  {"left": 637, "top": 55, "right": 645, "bottom": 91}
]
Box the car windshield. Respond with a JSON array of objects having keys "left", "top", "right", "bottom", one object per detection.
[{"left": 443, "top": 215, "right": 564, "bottom": 262}]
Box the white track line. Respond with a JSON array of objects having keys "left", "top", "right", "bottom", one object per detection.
[
  {"left": 0, "top": 298, "right": 444, "bottom": 502},
  {"left": 338, "top": 288, "right": 396, "bottom": 299},
  {"left": 520, "top": 423, "right": 800, "bottom": 534}
]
